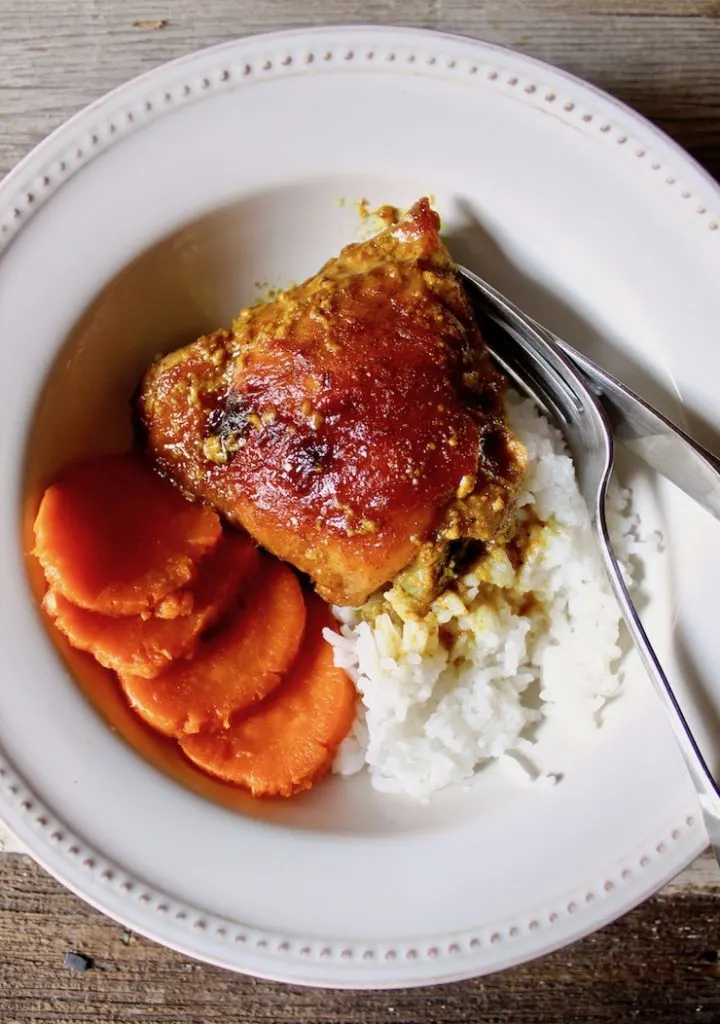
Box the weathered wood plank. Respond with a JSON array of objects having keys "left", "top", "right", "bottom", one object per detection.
[
  {"left": 662, "top": 848, "right": 720, "bottom": 895},
  {"left": 0, "top": 855, "right": 719, "bottom": 1024}
]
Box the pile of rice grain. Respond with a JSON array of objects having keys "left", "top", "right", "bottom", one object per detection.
[{"left": 325, "top": 392, "right": 641, "bottom": 799}]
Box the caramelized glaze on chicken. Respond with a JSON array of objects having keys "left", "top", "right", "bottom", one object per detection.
[{"left": 136, "top": 199, "right": 526, "bottom": 608}]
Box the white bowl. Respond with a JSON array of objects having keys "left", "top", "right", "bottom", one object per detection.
[{"left": 1, "top": 26, "right": 719, "bottom": 987}]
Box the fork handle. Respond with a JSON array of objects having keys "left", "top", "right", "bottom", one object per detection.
[
  {"left": 595, "top": 504, "right": 720, "bottom": 852},
  {"left": 520, "top": 318, "right": 720, "bottom": 849}
]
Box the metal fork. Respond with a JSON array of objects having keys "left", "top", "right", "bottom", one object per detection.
[{"left": 458, "top": 265, "right": 720, "bottom": 862}]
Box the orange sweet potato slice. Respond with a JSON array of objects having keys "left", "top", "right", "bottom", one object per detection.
[
  {"left": 119, "top": 557, "right": 306, "bottom": 736},
  {"left": 179, "top": 596, "right": 357, "bottom": 797},
  {"left": 43, "top": 533, "right": 260, "bottom": 679},
  {"left": 33, "top": 453, "right": 221, "bottom": 616}
]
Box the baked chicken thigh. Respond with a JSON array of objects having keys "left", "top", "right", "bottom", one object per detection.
[{"left": 136, "top": 199, "right": 526, "bottom": 608}]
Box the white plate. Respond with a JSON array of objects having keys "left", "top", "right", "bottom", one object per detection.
[{"left": 0, "top": 26, "right": 718, "bottom": 988}]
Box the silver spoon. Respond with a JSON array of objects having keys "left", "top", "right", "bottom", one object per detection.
[{"left": 458, "top": 265, "right": 720, "bottom": 861}]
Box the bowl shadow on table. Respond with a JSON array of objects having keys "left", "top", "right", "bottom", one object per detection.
[{"left": 446, "top": 205, "right": 720, "bottom": 779}]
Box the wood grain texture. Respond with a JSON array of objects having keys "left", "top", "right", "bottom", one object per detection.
[
  {"left": 1, "top": 855, "right": 720, "bottom": 1024},
  {"left": 1, "top": 1, "right": 719, "bottom": 1016},
  {"left": 662, "top": 848, "right": 720, "bottom": 894}
]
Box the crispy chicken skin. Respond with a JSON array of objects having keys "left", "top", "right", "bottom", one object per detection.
[{"left": 136, "top": 199, "right": 526, "bottom": 608}]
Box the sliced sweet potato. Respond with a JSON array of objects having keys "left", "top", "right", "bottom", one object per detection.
[
  {"left": 119, "top": 558, "right": 306, "bottom": 736},
  {"left": 180, "top": 596, "right": 357, "bottom": 797},
  {"left": 43, "top": 533, "right": 260, "bottom": 679},
  {"left": 33, "top": 453, "right": 221, "bottom": 616}
]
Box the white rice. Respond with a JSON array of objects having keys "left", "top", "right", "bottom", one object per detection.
[{"left": 324, "top": 391, "right": 644, "bottom": 799}]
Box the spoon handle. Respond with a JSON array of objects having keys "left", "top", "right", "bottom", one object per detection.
[{"left": 550, "top": 336, "right": 720, "bottom": 523}]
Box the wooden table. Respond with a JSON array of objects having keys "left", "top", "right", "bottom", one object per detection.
[{"left": 1, "top": 2, "right": 719, "bottom": 1020}]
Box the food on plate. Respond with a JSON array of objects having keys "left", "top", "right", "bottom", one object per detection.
[
  {"left": 136, "top": 198, "right": 526, "bottom": 610},
  {"left": 33, "top": 454, "right": 221, "bottom": 616},
  {"left": 181, "top": 594, "right": 357, "bottom": 797},
  {"left": 119, "top": 557, "right": 306, "bottom": 736},
  {"left": 31, "top": 197, "right": 643, "bottom": 803},
  {"left": 43, "top": 532, "right": 259, "bottom": 679}
]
